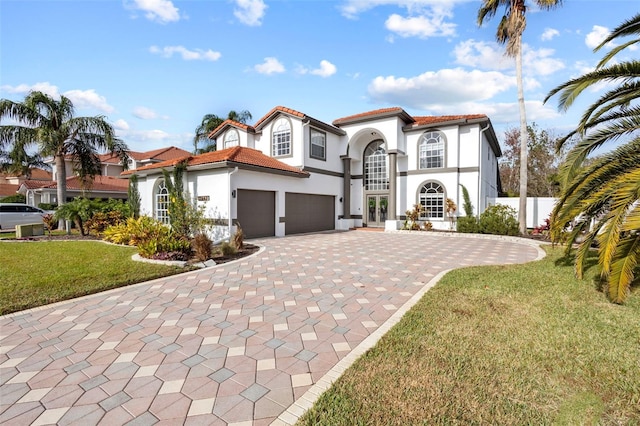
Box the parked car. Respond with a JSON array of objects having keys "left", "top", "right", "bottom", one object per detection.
[{"left": 0, "top": 203, "right": 50, "bottom": 231}]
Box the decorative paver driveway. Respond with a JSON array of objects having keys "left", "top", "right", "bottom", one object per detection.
[{"left": 0, "top": 231, "right": 542, "bottom": 425}]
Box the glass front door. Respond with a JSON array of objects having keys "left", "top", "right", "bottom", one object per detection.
[{"left": 366, "top": 194, "right": 389, "bottom": 227}]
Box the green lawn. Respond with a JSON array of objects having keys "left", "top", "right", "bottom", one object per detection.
[
  {"left": 299, "top": 247, "right": 640, "bottom": 425},
  {"left": 0, "top": 241, "right": 192, "bottom": 315}
]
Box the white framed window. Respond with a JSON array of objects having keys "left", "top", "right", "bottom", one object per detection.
[
  {"left": 364, "top": 140, "right": 388, "bottom": 191},
  {"left": 419, "top": 131, "right": 445, "bottom": 169},
  {"left": 310, "top": 128, "right": 326, "bottom": 160},
  {"left": 155, "top": 179, "right": 169, "bottom": 224},
  {"left": 272, "top": 117, "right": 291, "bottom": 157},
  {"left": 224, "top": 129, "right": 239, "bottom": 149},
  {"left": 419, "top": 181, "right": 444, "bottom": 219}
]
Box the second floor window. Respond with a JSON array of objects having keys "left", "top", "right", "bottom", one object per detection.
[
  {"left": 310, "top": 128, "right": 326, "bottom": 160},
  {"left": 419, "top": 131, "right": 445, "bottom": 169},
  {"left": 272, "top": 118, "right": 291, "bottom": 157},
  {"left": 224, "top": 129, "right": 239, "bottom": 149}
]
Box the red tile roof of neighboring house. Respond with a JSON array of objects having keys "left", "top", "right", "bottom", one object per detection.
[
  {"left": 129, "top": 146, "right": 191, "bottom": 162},
  {"left": 254, "top": 106, "right": 306, "bottom": 129},
  {"left": 332, "top": 107, "right": 415, "bottom": 126},
  {"left": 122, "top": 146, "right": 308, "bottom": 177},
  {"left": 208, "top": 119, "right": 256, "bottom": 139},
  {"left": 0, "top": 184, "right": 20, "bottom": 196},
  {"left": 23, "top": 175, "right": 128, "bottom": 192},
  {"left": 411, "top": 114, "right": 488, "bottom": 126},
  {"left": 0, "top": 168, "right": 52, "bottom": 181}
]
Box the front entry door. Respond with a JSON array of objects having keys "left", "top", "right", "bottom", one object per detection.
[{"left": 366, "top": 194, "right": 389, "bottom": 227}]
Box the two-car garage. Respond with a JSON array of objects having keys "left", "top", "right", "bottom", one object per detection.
[{"left": 236, "top": 189, "right": 335, "bottom": 238}]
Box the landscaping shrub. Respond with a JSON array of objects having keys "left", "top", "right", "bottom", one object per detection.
[
  {"left": 103, "top": 216, "right": 167, "bottom": 246},
  {"left": 423, "top": 221, "right": 433, "bottom": 231},
  {"left": 219, "top": 241, "right": 237, "bottom": 256},
  {"left": 232, "top": 224, "right": 244, "bottom": 250},
  {"left": 192, "top": 233, "right": 213, "bottom": 261},
  {"left": 38, "top": 202, "right": 57, "bottom": 210},
  {"left": 138, "top": 234, "right": 191, "bottom": 259},
  {"left": 457, "top": 216, "right": 479, "bottom": 233},
  {"left": 85, "top": 210, "right": 126, "bottom": 236},
  {"left": 478, "top": 204, "right": 519, "bottom": 236},
  {"left": 0, "top": 194, "right": 25, "bottom": 203},
  {"left": 403, "top": 204, "right": 424, "bottom": 230},
  {"left": 42, "top": 213, "right": 56, "bottom": 235}
]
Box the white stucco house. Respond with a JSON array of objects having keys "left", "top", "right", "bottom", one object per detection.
[{"left": 124, "top": 106, "right": 502, "bottom": 239}]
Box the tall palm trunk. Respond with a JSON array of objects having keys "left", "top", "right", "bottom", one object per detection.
[
  {"left": 515, "top": 40, "right": 528, "bottom": 235},
  {"left": 55, "top": 154, "right": 67, "bottom": 229}
]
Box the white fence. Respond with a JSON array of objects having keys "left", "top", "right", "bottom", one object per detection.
[{"left": 487, "top": 197, "right": 557, "bottom": 229}]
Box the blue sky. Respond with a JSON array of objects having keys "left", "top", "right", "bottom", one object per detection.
[{"left": 1, "top": 0, "right": 637, "bottom": 153}]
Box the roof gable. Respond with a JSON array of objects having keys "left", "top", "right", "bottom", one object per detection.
[
  {"left": 122, "top": 146, "right": 309, "bottom": 177},
  {"left": 208, "top": 119, "right": 256, "bottom": 140},
  {"left": 333, "top": 107, "right": 415, "bottom": 126}
]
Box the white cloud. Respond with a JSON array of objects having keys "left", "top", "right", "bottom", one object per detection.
[
  {"left": 541, "top": 28, "right": 559, "bottom": 41},
  {"left": 0, "top": 82, "right": 61, "bottom": 97},
  {"left": 311, "top": 60, "right": 337, "bottom": 77},
  {"left": 149, "top": 45, "right": 221, "bottom": 61},
  {"left": 585, "top": 25, "right": 611, "bottom": 49},
  {"left": 113, "top": 119, "right": 130, "bottom": 131},
  {"left": 453, "top": 40, "right": 564, "bottom": 76},
  {"left": 254, "top": 57, "right": 285, "bottom": 75},
  {"left": 368, "top": 68, "right": 516, "bottom": 109},
  {"left": 64, "top": 89, "right": 115, "bottom": 113},
  {"left": 1, "top": 83, "right": 115, "bottom": 113},
  {"left": 385, "top": 13, "right": 455, "bottom": 38},
  {"left": 133, "top": 106, "right": 158, "bottom": 120},
  {"left": 234, "top": 0, "right": 267, "bottom": 26},
  {"left": 127, "top": 0, "right": 180, "bottom": 23},
  {"left": 339, "top": 0, "right": 471, "bottom": 20},
  {"left": 296, "top": 60, "right": 337, "bottom": 77},
  {"left": 453, "top": 40, "right": 512, "bottom": 70}
]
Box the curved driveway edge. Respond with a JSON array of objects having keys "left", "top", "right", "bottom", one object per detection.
[{"left": 0, "top": 231, "right": 543, "bottom": 426}]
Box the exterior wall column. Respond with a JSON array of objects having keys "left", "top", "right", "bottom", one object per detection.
[
  {"left": 388, "top": 151, "right": 397, "bottom": 220},
  {"left": 341, "top": 156, "right": 351, "bottom": 219}
]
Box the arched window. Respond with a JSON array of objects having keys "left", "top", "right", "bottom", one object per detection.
[
  {"left": 419, "top": 131, "right": 445, "bottom": 169},
  {"left": 418, "top": 181, "right": 444, "bottom": 219},
  {"left": 272, "top": 117, "right": 291, "bottom": 157},
  {"left": 155, "top": 179, "right": 169, "bottom": 224},
  {"left": 364, "top": 140, "right": 388, "bottom": 191},
  {"left": 224, "top": 129, "right": 239, "bottom": 149}
]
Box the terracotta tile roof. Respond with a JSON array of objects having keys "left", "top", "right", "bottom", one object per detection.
[
  {"left": 24, "top": 175, "right": 128, "bottom": 192},
  {"left": 128, "top": 146, "right": 191, "bottom": 162},
  {"left": 411, "top": 114, "right": 488, "bottom": 126},
  {"left": 208, "top": 119, "right": 256, "bottom": 139},
  {"left": 0, "top": 168, "right": 52, "bottom": 180},
  {"left": 332, "top": 107, "right": 414, "bottom": 126},
  {"left": 122, "top": 146, "right": 308, "bottom": 177},
  {"left": 0, "top": 184, "right": 20, "bottom": 196},
  {"left": 254, "top": 106, "right": 306, "bottom": 129}
]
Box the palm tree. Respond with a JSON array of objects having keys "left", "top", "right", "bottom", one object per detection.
[
  {"left": 193, "top": 109, "right": 252, "bottom": 153},
  {"left": 477, "top": 0, "right": 563, "bottom": 234},
  {"left": 0, "top": 91, "right": 127, "bottom": 210},
  {"left": 0, "top": 144, "right": 48, "bottom": 178},
  {"left": 545, "top": 13, "right": 640, "bottom": 303}
]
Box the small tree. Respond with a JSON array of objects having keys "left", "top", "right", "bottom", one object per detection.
[
  {"left": 445, "top": 198, "right": 457, "bottom": 230},
  {"left": 457, "top": 184, "right": 478, "bottom": 233},
  {"left": 127, "top": 174, "right": 141, "bottom": 219}
]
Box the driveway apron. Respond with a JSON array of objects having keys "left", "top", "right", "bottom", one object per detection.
[{"left": 0, "top": 231, "right": 542, "bottom": 425}]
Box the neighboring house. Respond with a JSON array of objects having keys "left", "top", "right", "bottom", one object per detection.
[
  {"left": 0, "top": 168, "right": 52, "bottom": 200},
  {"left": 17, "top": 146, "right": 191, "bottom": 206},
  {"left": 124, "top": 106, "right": 502, "bottom": 240}
]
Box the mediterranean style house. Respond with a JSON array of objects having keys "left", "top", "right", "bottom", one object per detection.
[{"left": 125, "top": 106, "right": 502, "bottom": 240}]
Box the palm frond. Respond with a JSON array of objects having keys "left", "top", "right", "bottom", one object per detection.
[
  {"left": 597, "top": 39, "right": 640, "bottom": 68},
  {"left": 595, "top": 12, "right": 640, "bottom": 51},
  {"left": 608, "top": 234, "right": 640, "bottom": 303}
]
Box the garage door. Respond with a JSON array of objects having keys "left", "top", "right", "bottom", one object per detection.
[
  {"left": 237, "top": 189, "right": 275, "bottom": 238},
  {"left": 285, "top": 193, "right": 335, "bottom": 235}
]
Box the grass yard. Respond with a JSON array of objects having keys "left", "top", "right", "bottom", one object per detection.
[
  {"left": 0, "top": 241, "right": 191, "bottom": 315},
  {"left": 299, "top": 247, "right": 640, "bottom": 425}
]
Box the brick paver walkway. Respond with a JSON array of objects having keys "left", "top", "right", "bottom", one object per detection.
[{"left": 0, "top": 231, "right": 542, "bottom": 425}]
